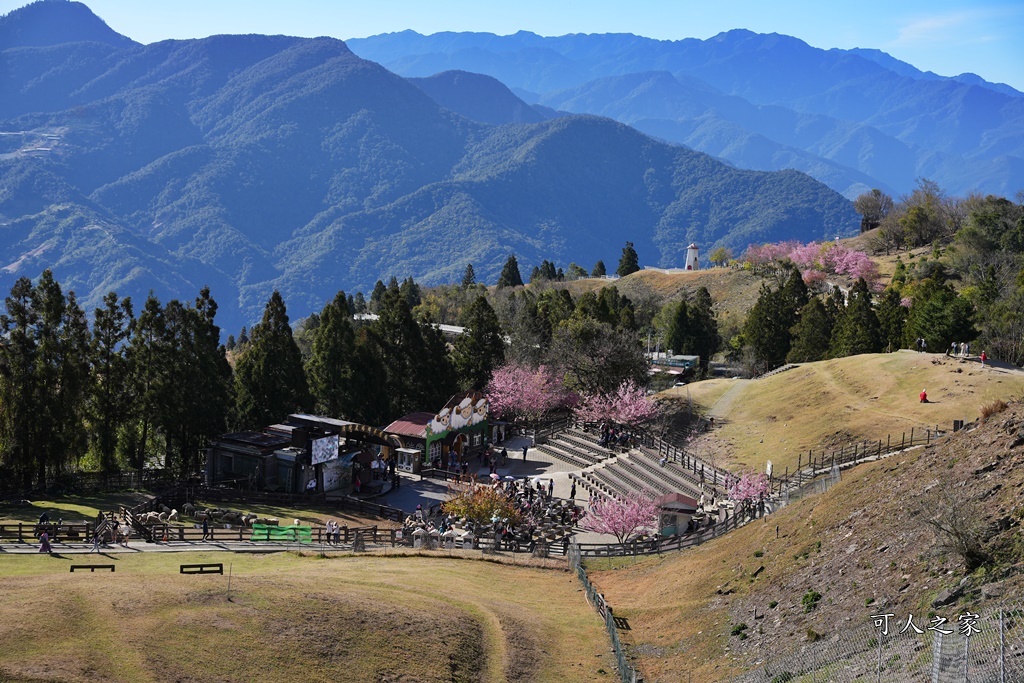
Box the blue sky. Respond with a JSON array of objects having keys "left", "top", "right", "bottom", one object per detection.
[{"left": 4, "top": 0, "right": 1023, "bottom": 90}]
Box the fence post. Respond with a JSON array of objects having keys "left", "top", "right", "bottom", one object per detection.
[
  {"left": 911, "top": 427, "right": 915, "bottom": 445},
  {"left": 931, "top": 631, "right": 943, "bottom": 683},
  {"left": 877, "top": 631, "right": 883, "bottom": 683},
  {"left": 1000, "top": 608, "right": 1006, "bottom": 683},
  {"left": 963, "top": 631, "right": 969, "bottom": 683}
]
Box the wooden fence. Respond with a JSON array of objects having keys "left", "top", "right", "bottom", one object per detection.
[
  {"left": 767, "top": 425, "right": 953, "bottom": 495},
  {"left": 573, "top": 508, "right": 754, "bottom": 558}
]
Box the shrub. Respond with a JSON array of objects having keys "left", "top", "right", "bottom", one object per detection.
[
  {"left": 731, "top": 623, "right": 748, "bottom": 637},
  {"left": 980, "top": 399, "right": 1008, "bottom": 422},
  {"left": 802, "top": 590, "right": 822, "bottom": 613},
  {"left": 768, "top": 600, "right": 778, "bottom": 609},
  {"left": 754, "top": 550, "right": 764, "bottom": 557}
]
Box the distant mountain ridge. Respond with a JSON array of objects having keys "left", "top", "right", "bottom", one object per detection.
[
  {"left": 348, "top": 29, "right": 1024, "bottom": 199},
  {"left": 1, "top": 1, "right": 856, "bottom": 333}
]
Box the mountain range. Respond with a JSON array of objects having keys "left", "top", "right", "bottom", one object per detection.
[
  {"left": 3, "top": 1, "right": 857, "bottom": 332},
  {"left": 348, "top": 29, "right": 1024, "bottom": 199}
]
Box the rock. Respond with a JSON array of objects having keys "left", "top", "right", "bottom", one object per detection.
[
  {"left": 932, "top": 586, "right": 963, "bottom": 607},
  {"left": 981, "top": 584, "right": 1004, "bottom": 599}
]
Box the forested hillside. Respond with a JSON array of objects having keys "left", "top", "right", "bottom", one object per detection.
[
  {"left": 349, "top": 29, "right": 1024, "bottom": 199},
  {"left": 0, "top": 1, "right": 857, "bottom": 332}
]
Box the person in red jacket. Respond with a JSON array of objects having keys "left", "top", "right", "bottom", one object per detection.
[
  {"left": 980, "top": 351, "right": 987, "bottom": 367},
  {"left": 920, "top": 389, "right": 928, "bottom": 403}
]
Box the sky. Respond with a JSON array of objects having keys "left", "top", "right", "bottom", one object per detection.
[{"left": 3, "top": 0, "right": 1023, "bottom": 91}]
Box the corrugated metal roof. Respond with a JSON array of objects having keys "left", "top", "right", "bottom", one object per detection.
[{"left": 384, "top": 412, "right": 436, "bottom": 439}]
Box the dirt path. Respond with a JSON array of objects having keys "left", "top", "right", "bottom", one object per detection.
[{"left": 704, "top": 378, "right": 750, "bottom": 423}]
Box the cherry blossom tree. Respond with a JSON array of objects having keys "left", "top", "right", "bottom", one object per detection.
[
  {"left": 485, "top": 363, "right": 577, "bottom": 423},
  {"left": 574, "top": 380, "right": 661, "bottom": 426},
  {"left": 726, "top": 471, "right": 770, "bottom": 519},
  {"left": 582, "top": 491, "right": 660, "bottom": 544},
  {"left": 742, "top": 240, "right": 881, "bottom": 290}
]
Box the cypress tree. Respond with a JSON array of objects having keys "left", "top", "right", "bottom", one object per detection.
[
  {"left": 496, "top": 255, "right": 524, "bottom": 288},
  {"left": 454, "top": 296, "right": 506, "bottom": 390},
  {"left": 592, "top": 260, "right": 607, "bottom": 277},
  {"left": 667, "top": 300, "right": 689, "bottom": 355},
  {"left": 876, "top": 287, "right": 908, "bottom": 352},
  {"left": 787, "top": 298, "right": 833, "bottom": 363},
  {"left": 306, "top": 291, "right": 356, "bottom": 418},
  {"left": 88, "top": 292, "right": 134, "bottom": 473},
  {"left": 369, "top": 280, "right": 388, "bottom": 313},
  {"left": 616, "top": 241, "right": 640, "bottom": 276},
  {"left": 830, "top": 278, "right": 882, "bottom": 357},
  {"left": 462, "top": 264, "right": 476, "bottom": 287},
  {"left": 233, "top": 291, "right": 310, "bottom": 430}
]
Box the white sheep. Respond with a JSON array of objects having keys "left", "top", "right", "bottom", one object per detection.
[
  {"left": 168, "top": 509, "right": 179, "bottom": 522},
  {"left": 158, "top": 512, "right": 168, "bottom": 522}
]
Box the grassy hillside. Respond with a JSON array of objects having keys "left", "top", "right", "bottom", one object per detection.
[
  {"left": 590, "top": 401, "right": 1024, "bottom": 681},
  {"left": 670, "top": 350, "right": 1024, "bottom": 474},
  {"left": 0, "top": 552, "right": 613, "bottom": 682}
]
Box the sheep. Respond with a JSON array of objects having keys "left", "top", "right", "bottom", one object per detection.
[
  {"left": 182, "top": 503, "right": 195, "bottom": 517},
  {"left": 159, "top": 504, "right": 170, "bottom": 514},
  {"left": 158, "top": 512, "right": 168, "bottom": 522},
  {"left": 168, "top": 509, "right": 179, "bottom": 522}
]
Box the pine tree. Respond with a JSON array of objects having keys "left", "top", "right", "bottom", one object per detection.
[
  {"left": 233, "top": 291, "right": 310, "bottom": 430},
  {"left": 592, "top": 260, "right": 607, "bottom": 277},
  {"left": 616, "top": 241, "right": 640, "bottom": 277},
  {"left": 496, "top": 255, "right": 524, "bottom": 288},
  {"left": 454, "top": 296, "right": 506, "bottom": 390},
  {"left": 462, "top": 264, "right": 476, "bottom": 287},
  {"left": 306, "top": 291, "right": 356, "bottom": 418}
]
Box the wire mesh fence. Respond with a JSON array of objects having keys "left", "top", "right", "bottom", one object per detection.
[
  {"left": 731, "top": 601, "right": 1024, "bottom": 682},
  {"left": 569, "top": 540, "right": 642, "bottom": 683}
]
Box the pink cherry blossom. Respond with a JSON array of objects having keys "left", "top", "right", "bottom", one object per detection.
[{"left": 582, "top": 491, "right": 660, "bottom": 544}]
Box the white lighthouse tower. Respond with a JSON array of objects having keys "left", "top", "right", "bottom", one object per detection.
[{"left": 684, "top": 243, "right": 699, "bottom": 271}]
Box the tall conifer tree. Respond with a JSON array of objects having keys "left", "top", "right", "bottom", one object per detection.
[{"left": 233, "top": 291, "right": 310, "bottom": 430}]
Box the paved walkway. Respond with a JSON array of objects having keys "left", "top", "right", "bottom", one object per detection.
[{"left": 1, "top": 435, "right": 618, "bottom": 554}]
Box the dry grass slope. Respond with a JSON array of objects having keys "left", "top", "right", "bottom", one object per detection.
[
  {"left": 677, "top": 350, "right": 1024, "bottom": 474},
  {"left": 0, "top": 553, "right": 614, "bottom": 683},
  {"left": 590, "top": 402, "right": 1024, "bottom": 682}
]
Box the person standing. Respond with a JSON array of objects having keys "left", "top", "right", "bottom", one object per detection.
[
  {"left": 547, "top": 479, "right": 554, "bottom": 500},
  {"left": 570, "top": 481, "right": 577, "bottom": 500},
  {"left": 201, "top": 517, "right": 210, "bottom": 542},
  {"left": 38, "top": 531, "right": 51, "bottom": 553},
  {"left": 522, "top": 444, "right": 528, "bottom": 461},
  {"left": 980, "top": 350, "right": 987, "bottom": 367}
]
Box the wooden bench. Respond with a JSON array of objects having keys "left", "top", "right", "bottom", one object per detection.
[
  {"left": 180, "top": 563, "right": 223, "bottom": 575},
  {"left": 70, "top": 564, "right": 115, "bottom": 572}
]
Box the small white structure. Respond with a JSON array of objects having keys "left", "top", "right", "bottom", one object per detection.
[{"left": 685, "top": 243, "right": 699, "bottom": 271}]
